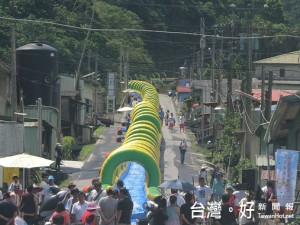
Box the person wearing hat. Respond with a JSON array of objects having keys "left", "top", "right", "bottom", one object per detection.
[
  {"left": 8, "top": 174, "right": 23, "bottom": 192},
  {"left": 198, "top": 164, "right": 208, "bottom": 184},
  {"left": 88, "top": 181, "right": 106, "bottom": 225},
  {"left": 48, "top": 175, "right": 58, "bottom": 188},
  {"left": 41, "top": 175, "right": 58, "bottom": 204},
  {"left": 99, "top": 187, "right": 118, "bottom": 225},
  {"left": 116, "top": 188, "right": 133, "bottom": 225},
  {"left": 55, "top": 143, "right": 63, "bottom": 171},
  {"left": 81, "top": 201, "right": 100, "bottom": 225},
  {"left": 71, "top": 191, "right": 88, "bottom": 223},
  {"left": 212, "top": 172, "right": 225, "bottom": 202},
  {"left": 32, "top": 184, "right": 43, "bottom": 207}
]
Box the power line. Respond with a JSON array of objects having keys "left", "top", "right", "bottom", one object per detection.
[{"left": 1, "top": 16, "right": 300, "bottom": 40}]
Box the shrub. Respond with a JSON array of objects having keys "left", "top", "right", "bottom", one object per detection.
[
  {"left": 230, "top": 158, "right": 258, "bottom": 182},
  {"left": 62, "top": 136, "right": 75, "bottom": 160}
]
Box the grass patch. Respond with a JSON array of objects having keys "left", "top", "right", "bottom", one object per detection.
[
  {"left": 94, "top": 126, "right": 105, "bottom": 138},
  {"left": 77, "top": 126, "right": 106, "bottom": 161},
  {"left": 191, "top": 141, "right": 213, "bottom": 159},
  {"left": 59, "top": 176, "right": 72, "bottom": 189},
  {"left": 78, "top": 144, "right": 95, "bottom": 161}
]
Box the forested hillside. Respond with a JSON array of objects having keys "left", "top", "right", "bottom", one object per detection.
[{"left": 0, "top": 0, "right": 299, "bottom": 79}]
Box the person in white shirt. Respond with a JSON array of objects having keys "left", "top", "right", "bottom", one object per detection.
[
  {"left": 195, "top": 177, "right": 213, "bottom": 206},
  {"left": 88, "top": 182, "right": 106, "bottom": 225},
  {"left": 41, "top": 175, "right": 58, "bottom": 204},
  {"left": 8, "top": 174, "right": 23, "bottom": 192},
  {"left": 167, "top": 189, "right": 186, "bottom": 207},
  {"left": 131, "top": 97, "right": 138, "bottom": 107},
  {"left": 168, "top": 113, "right": 175, "bottom": 131},
  {"left": 66, "top": 188, "right": 79, "bottom": 214},
  {"left": 198, "top": 164, "right": 208, "bottom": 184},
  {"left": 179, "top": 115, "right": 185, "bottom": 133},
  {"left": 179, "top": 139, "right": 187, "bottom": 164},
  {"left": 10, "top": 185, "right": 21, "bottom": 206},
  {"left": 71, "top": 191, "right": 89, "bottom": 223},
  {"left": 233, "top": 183, "right": 247, "bottom": 202}
]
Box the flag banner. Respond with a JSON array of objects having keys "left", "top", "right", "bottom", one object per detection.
[{"left": 275, "top": 149, "right": 299, "bottom": 206}]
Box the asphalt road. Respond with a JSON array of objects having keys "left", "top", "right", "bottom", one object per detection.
[{"left": 65, "top": 123, "right": 122, "bottom": 190}]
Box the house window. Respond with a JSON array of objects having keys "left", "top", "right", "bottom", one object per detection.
[
  {"left": 280, "top": 68, "right": 285, "bottom": 78},
  {"left": 85, "top": 99, "right": 91, "bottom": 113}
]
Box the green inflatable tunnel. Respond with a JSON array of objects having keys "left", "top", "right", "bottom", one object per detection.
[
  {"left": 100, "top": 80, "right": 162, "bottom": 199},
  {"left": 100, "top": 148, "right": 161, "bottom": 187}
]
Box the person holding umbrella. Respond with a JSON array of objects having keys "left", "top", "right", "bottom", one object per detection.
[{"left": 167, "top": 189, "right": 185, "bottom": 208}]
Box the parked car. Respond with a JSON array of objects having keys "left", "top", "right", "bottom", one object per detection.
[{"left": 98, "top": 116, "right": 114, "bottom": 127}]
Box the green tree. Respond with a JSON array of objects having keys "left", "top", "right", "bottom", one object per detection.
[{"left": 213, "top": 112, "right": 241, "bottom": 173}]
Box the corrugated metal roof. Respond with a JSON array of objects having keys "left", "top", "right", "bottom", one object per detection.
[
  {"left": 177, "top": 86, "right": 191, "bottom": 93},
  {"left": 254, "top": 51, "right": 300, "bottom": 64},
  {"left": 252, "top": 89, "right": 298, "bottom": 102}
]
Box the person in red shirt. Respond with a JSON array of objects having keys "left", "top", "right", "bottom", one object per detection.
[
  {"left": 226, "top": 185, "right": 239, "bottom": 224},
  {"left": 51, "top": 201, "right": 70, "bottom": 225},
  {"left": 81, "top": 201, "right": 100, "bottom": 225}
]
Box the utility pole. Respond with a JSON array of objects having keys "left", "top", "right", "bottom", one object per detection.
[
  {"left": 265, "top": 71, "right": 273, "bottom": 122},
  {"left": 218, "top": 30, "right": 223, "bottom": 105},
  {"left": 197, "top": 51, "right": 200, "bottom": 79},
  {"left": 265, "top": 71, "right": 273, "bottom": 181},
  {"left": 37, "top": 98, "right": 43, "bottom": 157},
  {"left": 246, "top": 1, "right": 254, "bottom": 97},
  {"left": 124, "top": 47, "right": 129, "bottom": 90},
  {"left": 260, "top": 66, "right": 265, "bottom": 118},
  {"left": 211, "top": 29, "right": 216, "bottom": 101},
  {"left": 210, "top": 29, "right": 216, "bottom": 130},
  {"left": 74, "top": 5, "right": 95, "bottom": 91},
  {"left": 94, "top": 54, "right": 98, "bottom": 113},
  {"left": 228, "top": 5, "right": 236, "bottom": 112},
  {"left": 88, "top": 49, "right": 91, "bottom": 72},
  {"left": 11, "top": 26, "right": 17, "bottom": 121},
  {"left": 200, "top": 18, "right": 206, "bottom": 80},
  {"left": 244, "top": 0, "right": 254, "bottom": 158},
  {"left": 199, "top": 18, "right": 206, "bottom": 146}
]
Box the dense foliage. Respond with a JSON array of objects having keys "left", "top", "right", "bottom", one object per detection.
[
  {"left": 62, "top": 136, "right": 75, "bottom": 160},
  {"left": 213, "top": 112, "right": 241, "bottom": 168},
  {"left": 0, "top": 0, "right": 299, "bottom": 79}
]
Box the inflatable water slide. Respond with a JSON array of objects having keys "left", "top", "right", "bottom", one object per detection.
[{"left": 100, "top": 80, "right": 162, "bottom": 199}]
